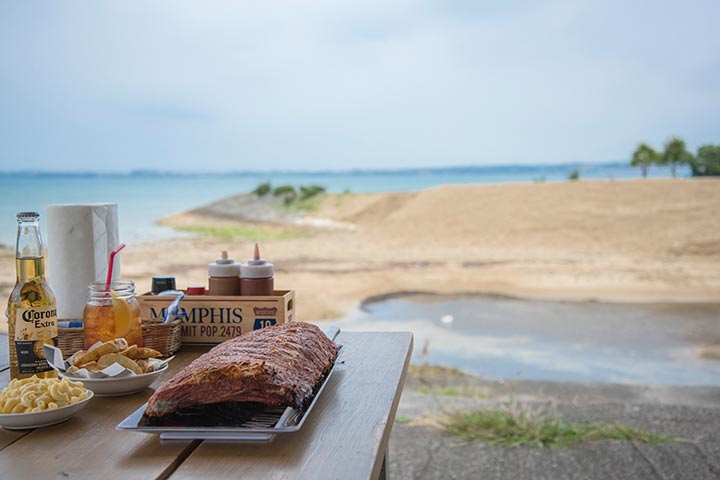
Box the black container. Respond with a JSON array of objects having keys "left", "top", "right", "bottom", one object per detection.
[{"left": 151, "top": 275, "right": 177, "bottom": 295}]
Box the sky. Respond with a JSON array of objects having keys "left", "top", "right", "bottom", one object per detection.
[{"left": 0, "top": 1, "right": 719, "bottom": 172}]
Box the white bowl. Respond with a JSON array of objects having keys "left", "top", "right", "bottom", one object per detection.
[
  {"left": 0, "top": 391, "right": 94, "bottom": 430},
  {"left": 60, "top": 365, "right": 169, "bottom": 397}
]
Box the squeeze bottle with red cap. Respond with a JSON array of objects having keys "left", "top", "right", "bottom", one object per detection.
[
  {"left": 208, "top": 251, "right": 241, "bottom": 295},
  {"left": 240, "top": 243, "right": 274, "bottom": 296}
]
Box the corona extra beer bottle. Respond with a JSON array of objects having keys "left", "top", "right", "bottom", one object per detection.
[{"left": 7, "top": 212, "right": 58, "bottom": 379}]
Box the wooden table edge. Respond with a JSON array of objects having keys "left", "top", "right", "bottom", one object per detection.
[{"left": 369, "top": 331, "right": 413, "bottom": 480}]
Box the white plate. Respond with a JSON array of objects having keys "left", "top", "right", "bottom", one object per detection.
[
  {"left": 61, "top": 365, "right": 169, "bottom": 397},
  {"left": 0, "top": 391, "right": 94, "bottom": 430}
]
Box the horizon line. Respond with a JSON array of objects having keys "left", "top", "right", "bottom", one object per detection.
[{"left": 0, "top": 159, "right": 638, "bottom": 177}]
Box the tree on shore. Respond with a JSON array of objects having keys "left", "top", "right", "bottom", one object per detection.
[
  {"left": 661, "top": 137, "right": 693, "bottom": 178},
  {"left": 630, "top": 143, "right": 659, "bottom": 178},
  {"left": 629, "top": 137, "right": 720, "bottom": 177},
  {"left": 691, "top": 145, "right": 720, "bottom": 176}
]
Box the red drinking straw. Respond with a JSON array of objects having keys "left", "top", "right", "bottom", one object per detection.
[{"left": 105, "top": 243, "right": 126, "bottom": 292}]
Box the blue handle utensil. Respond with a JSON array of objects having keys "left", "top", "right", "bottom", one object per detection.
[{"left": 163, "top": 292, "right": 185, "bottom": 324}]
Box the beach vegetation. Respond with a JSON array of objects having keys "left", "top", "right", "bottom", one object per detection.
[
  {"left": 417, "top": 385, "right": 489, "bottom": 398},
  {"left": 630, "top": 143, "right": 660, "bottom": 178},
  {"left": 249, "top": 181, "right": 329, "bottom": 210},
  {"left": 174, "top": 225, "right": 297, "bottom": 240},
  {"left": 272, "top": 184, "right": 296, "bottom": 196},
  {"left": 629, "top": 136, "right": 720, "bottom": 177},
  {"left": 299, "top": 185, "right": 326, "bottom": 200},
  {"left": 661, "top": 137, "right": 694, "bottom": 178},
  {"left": 442, "top": 404, "right": 672, "bottom": 448},
  {"left": 261, "top": 183, "right": 328, "bottom": 208},
  {"left": 409, "top": 364, "right": 471, "bottom": 378},
  {"left": 691, "top": 145, "right": 720, "bottom": 177},
  {"left": 568, "top": 168, "right": 580, "bottom": 181},
  {"left": 272, "top": 185, "right": 298, "bottom": 205},
  {"left": 252, "top": 181, "right": 272, "bottom": 196},
  {"left": 699, "top": 345, "right": 720, "bottom": 360},
  {"left": 282, "top": 195, "right": 321, "bottom": 213},
  {"left": 418, "top": 386, "right": 460, "bottom": 396}
]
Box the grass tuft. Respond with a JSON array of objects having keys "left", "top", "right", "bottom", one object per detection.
[
  {"left": 174, "top": 225, "right": 297, "bottom": 240},
  {"left": 395, "top": 416, "right": 413, "bottom": 424},
  {"left": 700, "top": 345, "right": 720, "bottom": 360},
  {"left": 418, "top": 386, "right": 461, "bottom": 396},
  {"left": 281, "top": 195, "right": 323, "bottom": 213},
  {"left": 409, "top": 364, "right": 470, "bottom": 378},
  {"left": 417, "top": 386, "right": 489, "bottom": 398},
  {"left": 442, "top": 405, "right": 672, "bottom": 448}
]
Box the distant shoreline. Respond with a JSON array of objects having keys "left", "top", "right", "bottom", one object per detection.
[
  {"left": 0, "top": 160, "right": 690, "bottom": 177},
  {"left": 0, "top": 165, "right": 691, "bottom": 247}
]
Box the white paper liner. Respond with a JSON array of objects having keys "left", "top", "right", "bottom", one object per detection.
[{"left": 44, "top": 343, "right": 173, "bottom": 379}]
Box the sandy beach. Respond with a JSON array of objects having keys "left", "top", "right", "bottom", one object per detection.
[{"left": 1, "top": 178, "right": 719, "bottom": 327}]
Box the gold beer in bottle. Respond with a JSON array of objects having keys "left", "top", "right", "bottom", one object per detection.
[{"left": 7, "top": 212, "right": 58, "bottom": 379}]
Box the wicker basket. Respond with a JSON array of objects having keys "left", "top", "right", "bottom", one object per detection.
[
  {"left": 142, "top": 318, "right": 182, "bottom": 357},
  {"left": 57, "top": 318, "right": 182, "bottom": 358},
  {"left": 56, "top": 327, "right": 85, "bottom": 359}
]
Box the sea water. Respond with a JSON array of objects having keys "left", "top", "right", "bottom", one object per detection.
[{"left": 0, "top": 162, "right": 687, "bottom": 246}]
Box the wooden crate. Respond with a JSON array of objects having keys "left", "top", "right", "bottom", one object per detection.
[{"left": 137, "top": 290, "right": 295, "bottom": 345}]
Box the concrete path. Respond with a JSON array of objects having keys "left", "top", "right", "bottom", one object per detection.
[{"left": 389, "top": 380, "right": 720, "bottom": 479}]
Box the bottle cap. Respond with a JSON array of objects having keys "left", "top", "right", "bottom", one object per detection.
[
  {"left": 186, "top": 285, "right": 206, "bottom": 295},
  {"left": 208, "top": 251, "right": 241, "bottom": 277},
  {"left": 17, "top": 212, "right": 39, "bottom": 221},
  {"left": 152, "top": 276, "right": 177, "bottom": 295},
  {"left": 152, "top": 276, "right": 175, "bottom": 294},
  {"left": 240, "top": 243, "right": 274, "bottom": 279}
]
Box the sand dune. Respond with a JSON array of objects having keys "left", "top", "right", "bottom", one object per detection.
[
  {"left": 1, "top": 178, "right": 718, "bottom": 328},
  {"left": 146, "top": 178, "right": 720, "bottom": 322},
  {"left": 317, "top": 179, "right": 719, "bottom": 258}
]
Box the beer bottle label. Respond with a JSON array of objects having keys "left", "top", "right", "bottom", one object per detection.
[{"left": 14, "top": 306, "right": 58, "bottom": 374}]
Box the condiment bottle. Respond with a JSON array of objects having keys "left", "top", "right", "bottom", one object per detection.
[
  {"left": 186, "top": 285, "right": 206, "bottom": 296},
  {"left": 240, "top": 243, "right": 274, "bottom": 296},
  {"left": 151, "top": 276, "right": 176, "bottom": 295},
  {"left": 208, "top": 251, "right": 241, "bottom": 296}
]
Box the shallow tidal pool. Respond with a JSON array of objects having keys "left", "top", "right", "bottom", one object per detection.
[{"left": 336, "top": 294, "right": 720, "bottom": 386}]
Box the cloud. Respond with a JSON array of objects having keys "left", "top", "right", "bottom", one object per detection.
[{"left": 0, "top": 0, "right": 718, "bottom": 171}]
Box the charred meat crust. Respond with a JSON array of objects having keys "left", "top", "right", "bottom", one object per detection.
[
  {"left": 140, "top": 370, "right": 331, "bottom": 427},
  {"left": 145, "top": 322, "right": 338, "bottom": 418}
]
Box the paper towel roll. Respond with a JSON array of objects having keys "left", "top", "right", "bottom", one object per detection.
[{"left": 47, "top": 204, "right": 121, "bottom": 320}]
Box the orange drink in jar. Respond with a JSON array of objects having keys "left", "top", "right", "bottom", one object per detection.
[{"left": 83, "top": 281, "right": 142, "bottom": 349}]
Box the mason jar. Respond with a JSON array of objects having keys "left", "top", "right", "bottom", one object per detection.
[{"left": 83, "top": 280, "right": 142, "bottom": 349}]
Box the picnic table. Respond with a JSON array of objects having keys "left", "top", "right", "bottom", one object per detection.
[{"left": 0, "top": 330, "right": 413, "bottom": 480}]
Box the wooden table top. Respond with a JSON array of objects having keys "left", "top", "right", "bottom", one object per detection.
[{"left": 0, "top": 331, "right": 413, "bottom": 480}]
